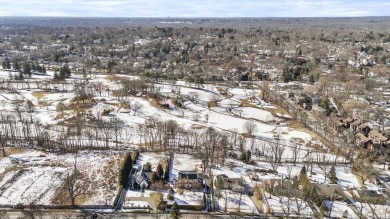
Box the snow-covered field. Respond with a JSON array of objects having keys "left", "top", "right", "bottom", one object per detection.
[
  {"left": 326, "top": 201, "right": 358, "bottom": 219},
  {"left": 266, "top": 194, "right": 313, "bottom": 217},
  {"left": 170, "top": 154, "right": 203, "bottom": 182},
  {"left": 133, "top": 153, "right": 169, "bottom": 171},
  {"left": 217, "top": 190, "right": 259, "bottom": 214},
  {"left": 0, "top": 149, "right": 121, "bottom": 205},
  {"left": 0, "top": 70, "right": 353, "bottom": 214}
]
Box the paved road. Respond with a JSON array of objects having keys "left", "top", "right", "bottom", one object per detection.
[{"left": 2, "top": 210, "right": 266, "bottom": 219}]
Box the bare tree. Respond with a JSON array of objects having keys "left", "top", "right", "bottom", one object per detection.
[
  {"left": 131, "top": 101, "right": 143, "bottom": 116},
  {"left": 64, "top": 158, "right": 90, "bottom": 206},
  {"left": 0, "top": 131, "right": 8, "bottom": 157},
  {"left": 294, "top": 195, "right": 306, "bottom": 216},
  {"left": 291, "top": 141, "right": 302, "bottom": 163},
  {"left": 243, "top": 120, "right": 257, "bottom": 136},
  {"left": 187, "top": 92, "right": 200, "bottom": 104},
  {"left": 279, "top": 195, "right": 292, "bottom": 219},
  {"left": 21, "top": 202, "right": 43, "bottom": 219}
]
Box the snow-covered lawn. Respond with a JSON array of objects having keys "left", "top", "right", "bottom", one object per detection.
[
  {"left": 170, "top": 191, "right": 203, "bottom": 206},
  {"left": 240, "top": 107, "right": 279, "bottom": 122},
  {"left": 217, "top": 190, "right": 258, "bottom": 214},
  {"left": 336, "top": 166, "right": 361, "bottom": 189},
  {"left": 354, "top": 202, "right": 390, "bottom": 219},
  {"left": 0, "top": 149, "right": 122, "bottom": 205},
  {"left": 170, "top": 154, "right": 202, "bottom": 182},
  {"left": 264, "top": 194, "right": 313, "bottom": 217},
  {"left": 326, "top": 201, "right": 358, "bottom": 219},
  {"left": 133, "top": 153, "right": 169, "bottom": 171},
  {"left": 0, "top": 166, "right": 66, "bottom": 205}
]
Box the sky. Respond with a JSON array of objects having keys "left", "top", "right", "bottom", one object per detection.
[{"left": 0, "top": 0, "right": 389, "bottom": 17}]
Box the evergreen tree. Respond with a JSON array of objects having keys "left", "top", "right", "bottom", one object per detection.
[
  {"left": 329, "top": 166, "right": 338, "bottom": 184},
  {"left": 144, "top": 162, "right": 152, "bottom": 172},
  {"left": 14, "top": 61, "right": 20, "bottom": 70},
  {"left": 2, "top": 61, "right": 6, "bottom": 69},
  {"left": 151, "top": 171, "right": 157, "bottom": 184},
  {"left": 132, "top": 150, "right": 140, "bottom": 165},
  {"left": 59, "top": 70, "right": 66, "bottom": 80},
  {"left": 342, "top": 210, "right": 349, "bottom": 218},
  {"left": 300, "top": 165, "right": 307, "bottom": 176},
  {"left": 246, "top": 150, "right": 251, "bottom": 162},
  {"left": 42, "top": 65, "right": 46, "bottom": 74},
  {"left": 23, "top": 62, "right": 31, "bottom": 77},
  {"left": 309, "top": 74, "right": 315, "bottom": 84},
  {"left": 156, "top": 163, "right": 164, "bottom": 179},
  {"left": 53, "top": 72, "right": 59, "bottom": 80},
  {"left": 170, "top": 201, "right": 179, "bottom": 219},
  {"left": 6, "top": 60, "right": 11, "bottom": 69},
  {"left": 242, "top": 150, "right": 252, "bottom": 163},
  {"left": 59, "top": 65, "right": 71, "bottom": 78},
  {"left": 82, "top": 68, "right": 87, "bottom": 78},
  {"left": 164, "top": 163, "right": 170, "bottom": 181},
  {"left": 118, "top": 152, "right": 133, "bottom": 186},
  {"left": 18, "top": 71, "right": 24, "bottom": 80}
]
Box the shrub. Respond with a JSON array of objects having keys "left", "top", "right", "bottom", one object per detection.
[
  {"left": 167, "top": 194, "right": 174, "bottom": 201},
  {"left": 150, "top": 192, "right": 163, "bottom": 206},
  {"left": 144, "top": 162, "right": 152, "bottom": 172},
  {"left": 171, "top": 202, "right": 180, "bottom": 219}
]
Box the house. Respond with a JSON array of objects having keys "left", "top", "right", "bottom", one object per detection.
[
  {"left": 368, "top": 129, "right": 388, "bottom": 143},
  {"left": 267, "top": 178, "right": 296, "bottom": 196},
  {"left": 303, "top": 102, "right": 312, "bottom": 111},
  {"left": 355, "top": 132, "right": 371, "bottom": 148},
  {"left": 174, "top": 171, "right": 203, "bottom": 191},
  {"left": 350, "top": 119, "right": 362, "bottom": 131},
  {"left": 178, "top": 171, "right": 198, "bottom": 180},
  {"left": 131, "top": 168, "right": 152, "bottom": 191},
  {"left": 358, "top": 123, "right": 371, "bottom": 136},
  {"left": 217, "top": 175, "right": 245, "bottom": 193},
  {"left": 314, "top": 184, "right": 347, "bottom": 201},
  {"left": 295, "top": 96, "right": 306, "bottom": 106},
  {"left": 357, "top": 190, "right": 386, "bottom": 204}
]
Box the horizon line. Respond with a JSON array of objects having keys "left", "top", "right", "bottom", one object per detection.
[{"left": 0, "top": 16, "right": 389, "bottom": 19}]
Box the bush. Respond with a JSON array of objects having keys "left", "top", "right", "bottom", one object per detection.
[
  {"left": 254, "top": 186, "right": 263, "bottom": 201},
  {"left": 150, "top": 192, "right": 163, "bottom": 208},
  {"left": 170, "top": 202, "right": 180, "bottom": 219},
  {"left": 132, "top": 150, "right": 140, "bottom": 165},
  {"left": 167, "top": 194, "right": 174, "bottom": 201},
  {"left": 144, "top": 162, "right": 152, "bottom": 172}
]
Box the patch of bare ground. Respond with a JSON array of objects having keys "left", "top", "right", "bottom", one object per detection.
[{"left": 1, "top": 147, "right": 25, "bottom": 158}]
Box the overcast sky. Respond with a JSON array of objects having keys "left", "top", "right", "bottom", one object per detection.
[{"left": 0, "top": 0, "right": 388, "bottom": 17}]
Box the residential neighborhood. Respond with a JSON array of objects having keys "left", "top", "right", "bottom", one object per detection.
[{"left": 0, "top": 15, "right": 390, "bottom": 219}]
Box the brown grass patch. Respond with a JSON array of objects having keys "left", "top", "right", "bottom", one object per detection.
[
  {"left": 207, "top": 101, "right": 218, "bottom": 108},
  {"left": 32, "top": 91, "right": 48, "bottom": 100}
]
